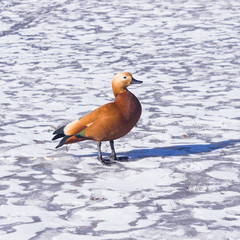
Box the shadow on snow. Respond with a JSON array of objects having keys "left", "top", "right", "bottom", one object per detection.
[{"left": 126, "top": 139, "right": 240, "bottom": 159}]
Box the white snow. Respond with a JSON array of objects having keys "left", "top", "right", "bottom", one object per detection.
[{"left": 1, "top": 0, "right": 240, "bottom": 239}]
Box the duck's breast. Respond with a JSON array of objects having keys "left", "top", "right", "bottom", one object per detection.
[{"left": 114, "top": 90, "right": 141, "bottom": 134}]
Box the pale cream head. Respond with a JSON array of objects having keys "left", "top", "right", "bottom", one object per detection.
[{"left": 112, "top": 72, "right": 133, "bottom": 96}]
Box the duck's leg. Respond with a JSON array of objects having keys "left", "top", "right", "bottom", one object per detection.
[
  {"left": 110, "top": 140, "right": 129, "bottom": 161},
  {"left": 97, "top": 141, "right": 115, "bottom": 166}
]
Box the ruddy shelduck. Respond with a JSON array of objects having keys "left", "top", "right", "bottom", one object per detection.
[{"left": 52, "top": 72, "right": 142, "bottom": 165}]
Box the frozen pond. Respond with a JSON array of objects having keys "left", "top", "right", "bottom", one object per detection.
[{"left": 1, "top": 0, "right": 240, "bottom": 239}]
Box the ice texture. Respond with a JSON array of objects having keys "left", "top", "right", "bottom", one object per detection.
[{"left": 0, "top": 0, "right": 240, "bottom": 239}]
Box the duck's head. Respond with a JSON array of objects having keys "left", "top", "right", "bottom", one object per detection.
[{"left": 112, "top": 72, "right": 142, "bottom": 96}]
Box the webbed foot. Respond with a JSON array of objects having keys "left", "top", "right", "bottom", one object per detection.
[{"left": 98, "top": 157, "right": 117, "bottom": 166}]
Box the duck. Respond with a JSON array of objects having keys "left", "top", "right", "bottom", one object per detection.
[{"left": 52, "top": 72, "right": 142, "bottom": 165}]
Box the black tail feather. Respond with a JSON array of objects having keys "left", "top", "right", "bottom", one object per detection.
[
  {"left": 52, "top": 125, "right": 69, "bottom": 148},
  {"left": 53, "top": 126, "right": 65, "bottom": 135},
  {"left": 56, "top": 136, "right": 71, "bottom": 148},
  {"left": 52, "top": 134, "right": 65, "bottom": 141},
  {"left": 52, "top": 125, "right": 66, "bottom": 141}
]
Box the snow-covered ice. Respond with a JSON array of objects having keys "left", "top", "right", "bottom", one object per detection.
[{"left": 1, "top": 0, "right": 240, "bottom": 239}]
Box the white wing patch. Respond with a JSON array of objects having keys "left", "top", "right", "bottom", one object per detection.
[{"left": 86, "top": 122, "right": 93, "bottom": 127}]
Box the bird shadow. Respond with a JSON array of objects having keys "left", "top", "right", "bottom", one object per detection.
[
  {"left": 74, "top": 139, "right": 239, "bottom": 161},
  {"left": 126, "top": 139, "right": 240, "bottom": 160}
]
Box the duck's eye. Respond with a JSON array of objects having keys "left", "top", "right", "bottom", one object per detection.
[{"left": 123, "top": 76, "right": 127, "bottom": 79}]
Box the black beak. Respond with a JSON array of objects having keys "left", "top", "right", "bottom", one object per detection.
[{"left": 130, "top": 77, "right": 143, "bottom": 84}]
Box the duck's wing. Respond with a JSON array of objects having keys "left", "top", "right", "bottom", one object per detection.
[
  {"left": 52, "top": 107, "right": 97, "bottom": 146},
  {"left": 63, "top": 104, "right": 106, "bottom": 136},
  {"left": 52, "top": 116, "right": 96, "bottom": 148},
  {"left": 52, "top": 102, "right": 119, "bottom": 147}
]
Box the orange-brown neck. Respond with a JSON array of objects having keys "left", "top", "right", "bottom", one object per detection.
[{"left": 112, "top": 82, "right": 128, "bottom": 97}]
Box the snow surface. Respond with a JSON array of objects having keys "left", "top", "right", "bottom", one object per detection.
[{"left": 0, "top": 0, "right": 240, "bottom": 239}]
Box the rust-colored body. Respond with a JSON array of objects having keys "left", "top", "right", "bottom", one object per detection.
[{"left": 65, "top": 90, "right": 141, "bottom": 144}]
